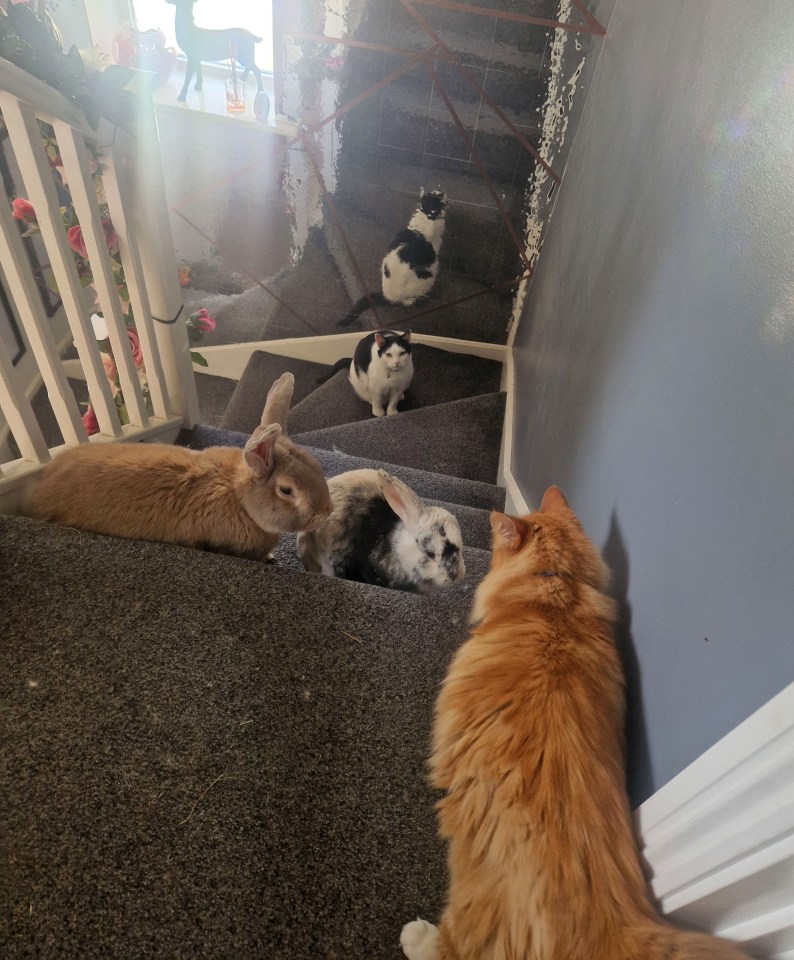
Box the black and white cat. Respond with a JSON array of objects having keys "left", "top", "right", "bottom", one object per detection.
[
  {"left": 350, "top": 329, "right": 414, "bottom": 417},
  {"left": 338, "top": 189, "right": 447, "bottom": 328}
]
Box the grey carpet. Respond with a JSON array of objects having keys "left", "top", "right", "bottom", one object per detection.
[
  {"left": 283, "top": 345, "right": 503, "bottom": 435},
  {"left": 292, "top": 392, "right": 507, "bottom": 485},
  {"left": 1, "top": 514, "right": 482, "bottom": 959},
  {"left": 220, "top": 353, "right": 334, "bottom": 435},
  {"left": 177, "top": 425, "right": 506, "bottom": 512},
  {"left": 193, "top": 372, "right": 238, "bottom": 428}
]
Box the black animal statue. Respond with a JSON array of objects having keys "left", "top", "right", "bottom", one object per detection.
[{"left": 165, "top": 0, "right": 264, "bottom": 103}]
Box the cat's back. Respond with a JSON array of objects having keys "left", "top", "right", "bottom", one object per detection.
[{"left": 352, "top": 333, "right": 375, "bottom": 376}]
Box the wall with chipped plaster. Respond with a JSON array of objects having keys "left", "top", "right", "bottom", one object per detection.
[{"left": 510, "top": 0, "right": 794, "bottom": 805}]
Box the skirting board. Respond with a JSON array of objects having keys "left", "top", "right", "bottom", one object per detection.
[{"left": 636, "top": 682, "right": 794, "bottom": 959}]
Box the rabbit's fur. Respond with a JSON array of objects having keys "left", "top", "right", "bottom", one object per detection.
[
  {"left": 297, "top": 469, "right": 465, "bottom": 593},
  {"left": 31, "top": 373, "right": 332, "bottom": 561}
]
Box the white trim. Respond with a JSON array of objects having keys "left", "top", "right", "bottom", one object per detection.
[
  {"left": 497, "top": 347, "right": 530, "bottom": 515},
  {"left": 194, "top": 333, "right": 507, "bottom": 381},
  {"left": 636, "top": 682, "right": 794, "bottom": 959}
]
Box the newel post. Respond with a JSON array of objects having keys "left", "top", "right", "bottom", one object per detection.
[{"left": 125, "top": 92, "right": 201, "bottom": 428}]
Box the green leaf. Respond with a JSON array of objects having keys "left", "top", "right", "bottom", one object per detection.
[{"left": 190, "top": 351, "right": 208, "bottom": 367}]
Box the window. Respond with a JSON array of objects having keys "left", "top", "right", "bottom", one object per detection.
[{"left": 131, "top": 0, "right": 274, "bottom": 73}]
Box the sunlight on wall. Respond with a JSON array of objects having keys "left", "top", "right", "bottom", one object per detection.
[{"left": 131, "top": 0, "right": 274, "bottom": 73}]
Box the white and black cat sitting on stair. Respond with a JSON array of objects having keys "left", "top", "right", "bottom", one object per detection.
[
  {"left": 338, "top": 188, "right": 447, "bottom": 328},
  {"left": 319, "top": 329, "right": 414, "bottom": 418}
]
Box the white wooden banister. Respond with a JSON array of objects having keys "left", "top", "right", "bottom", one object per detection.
[
  {"left": 0, "top": 177, "right": 86, "bottom": 447},
  {"left": 0, "top": 334, "right": 50, "bottom": 467},
  {"left": 128, "top": 100, "right": 200, "bottom": 427},
  {"left": 0, "top": 54, "right": 201, "bottom": 512},
  {"left": 101, "top": 144, "right": 172, "bottom": 420},
  {"left": 0, "top": 95, "right": 122, "bottom": 438},
  {"left": 54, "top": 120, "right": 149, "bottom": 428}
]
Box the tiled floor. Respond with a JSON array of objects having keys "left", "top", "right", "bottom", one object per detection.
[{"left": 156, "top": 0, "right": 607, "bottom": 345}]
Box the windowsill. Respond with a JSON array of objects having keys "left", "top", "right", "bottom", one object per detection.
[{"left": 150, "top": 64, "right": 297, "bottom": 138}]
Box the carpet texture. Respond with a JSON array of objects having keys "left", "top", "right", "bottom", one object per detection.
[
  {"left": 220, "top": 353, "right": 334, "bottom": 435},
  {"left": 219, "top": 344, "right": 502, "bottom": 438},
  {"left": 292, "top": 393, "right": 507, "bottom": 485},
  {"left": 177, "top": 426, "right": 507, "bottom": 513},
  {"left": 283, "top": 345, "right": 503, "bottom": 436},
  {"left": 1, "top": 514, "right": 484, "bottom": 959}
]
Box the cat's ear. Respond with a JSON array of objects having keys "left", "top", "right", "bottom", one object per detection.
[
  {"left": 539, "top": 486, "right": 569, "bottom": 514},
  {"left": 379, "top": 470, "right": 422, "bottom": 527},
  {"left": 244, "top": 423, "right": 281, "bottom": 478},
  {"left": 375, "top": 333, "right": 385, "bottom": 348},
  {"left": 490, "top": 511, "right": 523, "bottom": 550},
  {"left": 402, "top": 328, "right": 411, "bottom": 342}
]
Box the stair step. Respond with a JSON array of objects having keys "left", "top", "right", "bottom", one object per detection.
[
  {"left": 284, "top": 343, "right": 503, "bottom": 435},
  {"left": 220, "top": 352, "right": 333, "bottom": 435},
  {"left": 1, "top": 513, "right": 478, "bottom": 959},
  {"left": 194, "top": 372, "right": 238, "bottom": 428},
  {"left": 292, "top": 392, "right": 506, "bottom": 486},
  {"left": 178, "top": 424, "right": 506, "bottom": 512}
]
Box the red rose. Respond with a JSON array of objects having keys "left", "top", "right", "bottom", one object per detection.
[
  {"left": 67, "top": 225, "right": 88, "bottom": 259},
  {"left": 82, "top": 407, "right": 99, "bottom": 436},
  {"left": 12, "top": 198, "right": 36, "bottom": 223},
  {"left": 67, "top": 219, "right": 117, "bottom": 260}
]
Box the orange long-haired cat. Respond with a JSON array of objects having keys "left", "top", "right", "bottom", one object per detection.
[{"left": 401, "top": 487, "right": 750, "bottom": 960}]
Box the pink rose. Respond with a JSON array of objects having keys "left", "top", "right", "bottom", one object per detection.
[
  {"left": 67, "top": 219, "right": 117, "bottom": 260},
  {"left": 82, "top": 407, "right": 99, "bottom": 436},
  {"left": 127, "top": 328, "right": 144, "bottom": 368},
  {"left": 67, "top": 224, "right": 88, "bottom": 259},
  {"left": 12, "top": 198, "right": 36, "bottom": 223},
  {"left": 189, "top": 308, "right": 216, "bottom": 333}
]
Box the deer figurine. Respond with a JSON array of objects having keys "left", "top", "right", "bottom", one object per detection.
[{"left": 165, "top": 0, "right": 264, "bottom": 103}]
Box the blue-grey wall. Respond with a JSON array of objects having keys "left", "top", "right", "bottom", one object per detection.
[{"left": 511, "top": 0, "right": 794, "bottom": 806}]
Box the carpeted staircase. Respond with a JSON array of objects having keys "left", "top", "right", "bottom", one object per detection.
[{"left": 1, "top": 341, "right": 506, "bottom": 958}]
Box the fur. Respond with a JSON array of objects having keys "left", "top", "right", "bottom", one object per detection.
[
  {"left": 338, "top": 189, "right": 447, "bottom": 327},
  {"left": 402, "top": 488, "right": 751, "bottom": 960},
  {"left": 31, "top": 374, "right": 332, "bottom": 562},
  {"left": 297, "top": 469, "right": 465, "bottom": 594},
  {"left": 349, "top": 329, "right": 414, "bottom": 417}
]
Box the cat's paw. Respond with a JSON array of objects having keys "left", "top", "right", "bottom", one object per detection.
[
  {"left": 400, "top": 918, "right": 439, "bottom": 960},
  {"left": 372, "top": 406, "right": 386, "bottom": 417}
]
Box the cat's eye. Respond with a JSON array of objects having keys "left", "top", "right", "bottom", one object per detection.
[
  {"left": 278, "top": 485, "right": 294, "bottom": 497},
  {"left": 426, "top": 549, "right": 436, "bottom": 559}
]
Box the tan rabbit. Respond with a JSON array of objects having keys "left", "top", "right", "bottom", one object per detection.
[{"left": 31, "top": 373, "right": 333, "bottom": 561}]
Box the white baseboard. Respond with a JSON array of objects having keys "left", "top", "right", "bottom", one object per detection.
[
  {"left": 497, "top": 347, "right": 530, "bottom": 514},
  {"left": 636, "top": 682, "right": 794, "bottom": 959}
]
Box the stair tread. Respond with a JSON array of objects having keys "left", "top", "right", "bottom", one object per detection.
[
  {"left": 1, "top": 513, "right": 479, "bottom": 959},
  {"left": 220, "top": 352, "right": 333, "bottom": 434},
  {"left": 178, "top": 424, "right": 506, "bottom": 512},
  {"left": 292, "top": 392, "right": 507, "bottom": 486},
  {"left": 284, "top": 343, "right": 503, "bottom": 435}
]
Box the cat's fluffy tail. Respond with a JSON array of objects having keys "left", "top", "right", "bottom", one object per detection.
[{"left": 337, "top": 292, "right": 390, "bottom": 328}]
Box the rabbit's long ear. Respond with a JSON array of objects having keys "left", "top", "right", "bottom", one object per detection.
[
  {"left": 244, "top": 423, "right": 281, "bottom": 478},
  {"left": 260, "top": 373, "right": 295, "bottom": 433},
  {"left": 379, "top": 470, "right": 422, "bottom": 528}
]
